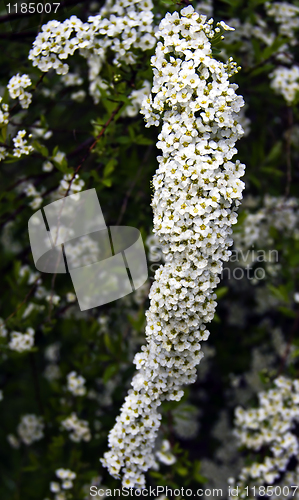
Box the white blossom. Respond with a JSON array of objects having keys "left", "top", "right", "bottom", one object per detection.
[
  {"left": 61, "top": 412, "right": 91, "bottom": 442},
  {"left": 67, "top": 371, "right": 87, "bottom": 396},
  {"left": 0, "top": 317, "right": 7, "bottom": 338},
  {"left": 28, "top": 0, "right": 156, "bottom": 104},
  {"left": 9, "top": 327, "right": 35, "bottom": 353},
  {"left": 156, "top": 440, "right": 176, "bottom": 465},
  {"left": 231, "top": 376, "right": 299, "bottom": 498},
  {"left": 270, "top": 65, "right": 299, "bottom": 104},
  {"left": 17, "top": 414, "right": 44, "bottom": 445},
  {"left": 7, "top": 73, "right": 32, "bottom": 109},
  {"left": 12, "top": 130, "right": 34, "bottom": 158}
]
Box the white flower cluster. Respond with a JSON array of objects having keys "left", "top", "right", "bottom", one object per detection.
[
  {"left": 234, "top": 195, "right": 299, "bottom": 252},
  {"left": 0, "top": 317, "right": 7, "bottom": 338},
  {"left": 270, "top": 65, "right": 299, "bottom": 104},
  {"left": 57, "top": 173, "right": 85, "bottom": 198},
  {"left": 0, "top": 96, "right": 9, "bottom": 125},
  {"left": 155, "top": 439, "right": 176, "bottom": 465},
  {"left": 195, "top": 0, "right": 213, "bottom": 18},
  {"left": 231, "top": 376, "right": 299, "bottom": 499},
  {"left": 9, "top": 327, "right": 35, "bottom": 353},
  {"left": 45, "top": 342, "right": 60, "bottom": 362},
  {"left": 29, "top": 0, "right": 155, "bottom": 104},
  {"left": 31, "top": 120, "right": 53, "bottom": 141},
  {"left": 265, "top": 1, "right": 299, "bottom": 40},
  {"left": 23, "top": 182, "right": 43, "bottom": 210},
  {"left": 122, "top": 81, "right": 151, "bottom": 118},
  {"left": 62, "top": 233, "right": 102, "bottom": 270},
  {"left": 61, "top": 72, "right": 86, "bottom": 102},
  {"left": 17, "top": 414, "right": 44, "bottom": 445},
  {"left": 67, "top": 371, "right": 87, "bottom": 396},
  {"left": 12, "top": 130, "right": 34, "bottom": 158},
  {"left": 44, "top": 364, "right": 61, "bottom": 382},
  {"left": 7, "top": 73, "right": 32, "bottom": 109},
  {"left": 222, "top": 1, "right": 299, "bottom": 80},
  {"left": 61, "top": 412, "right": 91, "bottom": 442},
  {"left": 102, "top": 6, "right": 245, "bottom": 487},
  {"left": 61, "top": 72, "right": 83, "bottom": 87},
  {"left": 50, "top": 468, "right": 76, "bottom": 500}
]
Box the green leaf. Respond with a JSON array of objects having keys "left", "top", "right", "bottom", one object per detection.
[
  {"left": 52, "top": 145, "right": 59, "bottom": 157},
  {"left": 261, "top": 37, "right": 289, "bottom": 61},
  {"left": 213, "top": 312, "right": 221, "bottom": 323},
  {"left": 32, "top": 140, "right": 49, "bottom": 158},
  {"left": 103, "top": 158, "right": 117, "bottom": 178},
  {"left": 0, "top": 124, "right": 7, "bottom": 142},
  {"left": 278, "top": 306, "right": 297, "bottom": 318},
  {"left": 101, "top": 178, "right": 112, "bottom": 187},
  {"left": 3, "top": 156, "right": 20, "bottom": 164},
  {"left": 134, "top": 135, "right": 153, "bottom": 145},
  {"left": 103, "top": 363, "right": 119, "bottom": 384},
  {"left": 216, "top": 286, "right": 228, "bottom": 299},
  {"left": 264, "top": 141, "right": 282, "bottom": 164},
  {"left": 267, "top": 284, "right": 289, "bottom": 304}
]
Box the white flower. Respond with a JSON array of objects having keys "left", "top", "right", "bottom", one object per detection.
[
  {"left": 66, "top": 292, "right": 76, "bottom": 302},
  {"left": 67, "top": 371, "right": 86, "bottom": 396},
  {"left": 0, "top": 96, "right": 9, "bottom": 129},
  {"left": 61, "top": 480, "right": 73, "bottom": 489},
  {"left": 61, "top": 412, "right": 91, "bottom": 442},
  {"left": 232, "top": 376, "right": 299, "bottom": 494},
  {"left": 50, "top": 482, "right": 61, "bottom": 493},
  {"left": 156, "top": 440, "right": 176, "bottom": 465},
  {"left": 0, "top": 318, "right": 7, "bottom": 337},
  {"left": 52, "top": 151, "right": 66, "bottom": 164},
  {"left": 12, "top": 130, "right": 33, "bottom": 158},
  {"left": 270, "top": 66, "right": 299, "bottom": 104},
  {"left": 17, "top": 414, "right": 44, "bottom": 445},
  {"left": 7, "top": 434, "right": 20, "bottom": 449},
  {"left": 9, "top": 328, "right": 35, "bottom": 353},
  {"left": 55, "top": 468, "right": 76, "bottom": 480},
  {"left": 42, "top": 160, "right": 54, "bottom": 172},
  {"left": 28, "top": 0, "right": 155, "bottom": 104},
  {"left": 7, "top": 73, "right": 32, "bottom": 109}
]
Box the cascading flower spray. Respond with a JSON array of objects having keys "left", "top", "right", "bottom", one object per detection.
[{"left": 101, "top": 5, "right": 246, "bottom": 488}]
